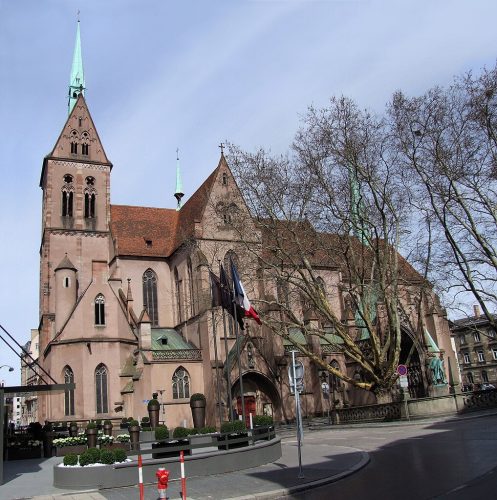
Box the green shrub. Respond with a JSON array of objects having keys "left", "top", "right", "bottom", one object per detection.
[
  {"left": 233, "top": 420, "right": 246, "bottom": 432},
  {"left": 172, "top": 426, "right": 192, "bottom": 439},
  {"left": 220, "top": 421, "right": 233, "bottom": 433},
  {"left": 199, "top": 426, "right": 217, "bottom": 434},
  {"left": 100, "top": 449, "right": 115, "bottom": 465},
  {"left": 141, "top": 416, "right": 150, "bottom": 423},
  {"left": 121, "top": 418, "right": 128, "bottom": 424},
  {"left": 86, "top": 447, "right": 101, "bottom": 463},
  {"left": 63, "top": 453, "right": 78, "bottom": 466},
  {"left": 253, "top": 415, "right": 273, "bottom": 426},
  {"left": 147, "top": 398, "right": 160, "bottom": 410},
  {"left": 154, "top": 426, "right": 169, "bottom": 441},
  {"left": 104, "top": 419, "right": 112, "bottom": 426},
  {"left": 189, "top": 393, "right": 206, "bottom": 403},
  {"left": 114, "top": 448, "right": 127, "bottom": 462},
  {"left": 127, "top": 417, "right": 134, "bottom": 422},
  {"left": 86, "top": 421, "right": 97, "bottom": 430},
  {"left": 78, "top": 450, "right": 92, "bottom": 466},
  {"left": 96, "top": 419, "right": 102, "bottom": 426},
  {"left": 128, "top": 419, "right": 139, "bottom": 427}
]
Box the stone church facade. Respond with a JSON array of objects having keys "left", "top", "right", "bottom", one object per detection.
[{"left": 33, "top": 25, "right": 459, "bottom": 428}]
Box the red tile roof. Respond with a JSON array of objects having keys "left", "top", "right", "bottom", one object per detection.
[{"left": 110, "top": 157, "right": 222, "bottom": 257}]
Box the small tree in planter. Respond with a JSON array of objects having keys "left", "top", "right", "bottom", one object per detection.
[
  {"left": 120, "top": 418, "right": 128, "bottom": 430},
  {"left": 103, "top": 419, "right": 113, "bottom": 436},
  {"left": 85, "top": 421, "right": 98, "bottom": 449},
  {"left": 69, "top": 421, "right": 79, "bottom": 437},
  {"left": 190, "top": 393, "right": 206, "bottom": 429},
  {"left": 147, "top": 393, "right": 160, "bottom": 429},
  {"left": 128, "top": 419, "right": 140, "bottom": 450},
  {"left": 140, "top": 416, "right": 151, "bottom": 431}
]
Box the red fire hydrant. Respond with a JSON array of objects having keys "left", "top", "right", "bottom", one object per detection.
[{"left": 156, "top": 467, "right": 169, "bottom": 499}]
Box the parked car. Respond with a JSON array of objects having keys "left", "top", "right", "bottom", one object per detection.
[{"left": 481, "top": 383, "right": 495, "bottom": 390}]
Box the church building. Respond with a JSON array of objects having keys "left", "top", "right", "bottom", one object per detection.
[{"left": 34, "top": 23, "right": 459, "bottom": 428}]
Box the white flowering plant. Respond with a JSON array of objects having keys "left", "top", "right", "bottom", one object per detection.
[
  {"left": 53, "top": 434, "right": 87, "bottom": 447},
  {"left": 115, "top": 434, "right": 130, "bottom": 443},
  {"left": 97, "top": 434, "right": 114, "bottom": 445}
]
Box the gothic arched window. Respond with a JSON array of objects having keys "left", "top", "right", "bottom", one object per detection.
[
  {"left": 174, "top": 267, "right": 182, "bottom": 323},
  {"left": 187, "top": 258, "right": 195, "bottom": 317},
  {"left": 61, "top": 174, "right": 74, "bottom": 217},
  {"left": 330, "top": 359, "right": 341, "bottom": 390},
  {"left": 64, "top": 366, "right": 75, "bottom": 416},
  {"left": 94, "top": 294, "right": 105, "bottom": 325},
  {"left": 172, "top": 367, "right": 190, "bottom": 399},
  {"left": 143, "top": 269, "right": 158, "bottom": 326},
  {"left": 84, "top": 191, "right": 96, "bottom": 218},
  {"left": 95, "top": 363, "right": 108, "bottom": 414}
]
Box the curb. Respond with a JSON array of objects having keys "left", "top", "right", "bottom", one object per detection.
[{"left": 226, "top": 449, "right": 370, "bottom": 500}]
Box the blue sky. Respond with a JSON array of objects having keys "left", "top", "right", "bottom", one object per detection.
[{"left": 1, "top": 0, "right": 496, "bottom": 386}]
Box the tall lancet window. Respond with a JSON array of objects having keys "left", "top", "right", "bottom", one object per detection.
[
  {"left": 84, "top": 176, "right": 96, "bottom": 218},
  {"left": 64, "top": 366, "right": 75, "bottom": 416},
  {"left": 143, "top": 269, "right": 158, "bottom": 326},
  {"left": 62, "top": 174, "right": 74, "bottom": 217},
  {"left": 95, "top": 363, "right": 109, "bottom": 414},
  {"left": 94, "top": 294, "right": 105, "bottom": 325},
  {"left": 187, "top": 258, "right": 195, "bottom": 317},
  {"left": 174, "top": 267, "right": 183, "bottom": 323}
]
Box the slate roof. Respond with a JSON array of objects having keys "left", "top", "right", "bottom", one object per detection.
[{"left": 151, "top": 328, "right": 196, "bottom": 350}]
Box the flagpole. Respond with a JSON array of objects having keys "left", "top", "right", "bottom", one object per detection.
[
  {"left": 219, "top": 260, "right": 233, "bottom": 422},
  {"left": 232, "top": 285, "right": 247, "bottom": 427},
  {"left": 211, "top": 308, "right": 224, "bottom": 427}
]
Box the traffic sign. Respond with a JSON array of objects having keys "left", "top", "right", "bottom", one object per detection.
[
  {"left": 399, "top": 375, "right": 409, "bottom": 388},
  {"left": 397, "top": 364, "right": 408, "bottom": 376},
  {"left": 321, "top": 382, "right": 330, "bottom": 393}
]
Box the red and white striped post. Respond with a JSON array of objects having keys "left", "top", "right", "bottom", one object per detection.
[
  {"left": 137, "top": 453, "right": 144, "bottom": 500},
  {"left": 180, "top": 450, "right": 186, "bottom": 500}
]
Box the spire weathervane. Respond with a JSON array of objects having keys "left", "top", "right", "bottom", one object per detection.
[{"left": 174, "top": 148, "right": 184, "bottom": 211}]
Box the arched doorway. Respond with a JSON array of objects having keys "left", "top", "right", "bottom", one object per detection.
[
  {"left": 231, "top": 371, "right": 281, "bottom": 425},
  {"left": 399, "top": 329, "right": 427, "bottom": 399}
]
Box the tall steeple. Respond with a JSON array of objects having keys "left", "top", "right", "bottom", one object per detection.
[
  {"left": 174, "top": 148, "right": 184, "bottom": 211},
  {"left": 68, "top": 19, "right": 85, "bottom": 114}
]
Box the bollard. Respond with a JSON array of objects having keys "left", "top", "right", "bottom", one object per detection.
[
  {"left": 180, "top": 450, "right": 186, "bottom": 500},
  {"left": 137, "top": 454, "right": 144, "bottom": 500},
  {"left": 156, "top": 467, "right": 169, "bottom": 499}
]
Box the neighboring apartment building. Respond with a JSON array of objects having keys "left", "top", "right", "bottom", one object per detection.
[{"left": 450, "top": 305, "right": 497, "bottom": 391}]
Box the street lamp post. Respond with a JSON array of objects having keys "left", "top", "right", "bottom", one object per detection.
[{"left": 0, "top": 365, "right": 14, "bottom": 372}]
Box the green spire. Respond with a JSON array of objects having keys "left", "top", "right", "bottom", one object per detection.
[
  {"left": 68, "top": 20, "right": 85, "bottom": 114},
  {"left": 174, "top": 149, "right": 184, "bottom": 211}
]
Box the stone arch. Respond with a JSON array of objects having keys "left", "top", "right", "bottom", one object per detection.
[
  {"left": 231, "top": 370, "right": 282, "bottom": 422},
  {"left": 399, "top": 326, "right": 427, "bottom": 398}
]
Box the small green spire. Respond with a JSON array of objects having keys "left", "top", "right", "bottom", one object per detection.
[
  {"left": 174, "top": 148, "right": 184, "bottom": 211},
  {"left": 68, "top": 20, "right": 85, "bottom": 114}
]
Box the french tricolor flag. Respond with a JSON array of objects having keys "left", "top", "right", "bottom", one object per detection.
[{"left": 230, "top": 258, "right": 262, "bottom": 325}]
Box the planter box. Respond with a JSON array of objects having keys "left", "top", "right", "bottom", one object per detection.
[
  {"left": 56, "top": 444, "right": 87, "bottom": 457},
  {"left": 190, "top": 434, "right": 219, "bottom": 455},
  {"left": 152, "top": 439, "right": 189, "bottom": 459},
  {"left": 101, "top": 442, "right": 129, "bottom": 451},
  {"left": 139, "top": 430, "right": 154, "bottom": 442},
  {"left": 253, "top": 425, "right": 274, "bottom": 441},
  {"left": 217, "top": 433, "right": 249, "bottom": 450},
  {"left": 7, "top": 447, "right": 42, "bottom": 460}
]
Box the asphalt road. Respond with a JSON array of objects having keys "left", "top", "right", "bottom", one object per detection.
[{"left": 288, "top": 415, "right": 497, "bottom": 500}]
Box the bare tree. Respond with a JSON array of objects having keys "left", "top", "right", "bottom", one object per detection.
[
  {"left": 390, "top": 65, "right": 497, "bottom": 330},
  {"left": 226, "top": 97, "right": 435, "bottom": 399}
]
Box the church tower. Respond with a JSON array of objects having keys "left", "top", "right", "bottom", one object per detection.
[{"left": 38, "top": 21, "right": 113, "bottom": 404}]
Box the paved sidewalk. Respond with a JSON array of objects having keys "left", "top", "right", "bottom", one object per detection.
[{"left": 1, "top": 438, "right": 368, "bottom": 500}]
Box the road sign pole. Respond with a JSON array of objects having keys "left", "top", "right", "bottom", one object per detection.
[{"left": 291, "top": 351, "right": 304, "bottom": 479}]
